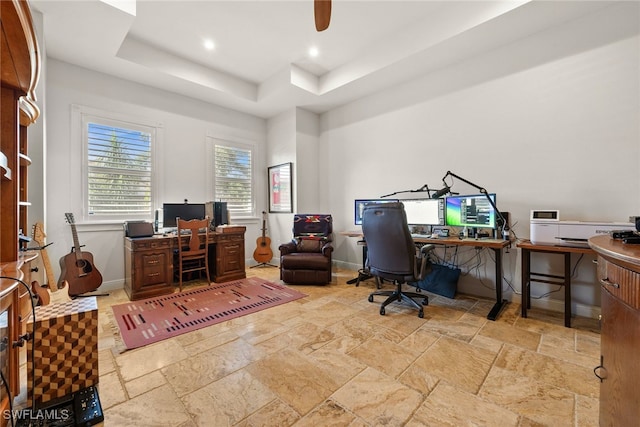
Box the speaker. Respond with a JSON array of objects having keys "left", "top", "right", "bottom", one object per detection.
[
  {"left": 206, "top": 201, "right": 228, "bottom": 228},
  {"left": 154, "top": 208, "right": 163, "bottom": 232}
]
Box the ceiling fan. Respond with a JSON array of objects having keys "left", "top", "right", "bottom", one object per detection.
[{"left": 314, "top": 0, "right": 331, "bottom": 31}]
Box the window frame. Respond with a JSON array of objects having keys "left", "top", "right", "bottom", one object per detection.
[
  {"left": 75, "top": 105, "right": 163, "bottom": 223},
  {"left": 206, "top": 136, "right": 256, "bottom": 220}
]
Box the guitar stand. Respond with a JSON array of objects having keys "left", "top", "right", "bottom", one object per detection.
[{"left": 251, "top": 262, "right": 278, "bottom": 268}]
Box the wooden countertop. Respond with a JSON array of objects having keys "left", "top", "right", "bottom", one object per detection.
[
  {"left": 517, "top": 239, "right": 595, "bottom": 254},
  {"left": 589, "top": 234, "right": 640, "bottom": 272}
]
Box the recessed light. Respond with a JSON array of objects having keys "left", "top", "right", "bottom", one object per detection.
[
  {"left": 203, "top": 39, "right": 215, "bottom": 51},
  {"left": 308, "top": 46, "right": 319, "bottom": 57}
]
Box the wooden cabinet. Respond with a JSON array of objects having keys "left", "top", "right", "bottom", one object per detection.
[
  {"left": 1, "top": 1, "right": 40, "bottom": 423},
  {"left": 215, "top": 233, "right": 245, "bottom": 282},
  {"left": 0, "top": 280, "right": 20, "bottom": 425},
  {"left": 589, "top": 235, "right": 640, "bottom": 426},
  {"left": 1, "top": 0, "right": 40, "bottom": 264},
  {"left": 124, "top": 237, "right": 173, "bottom": 300},
  {"left": 124, "top": 227, "right": 246, "bottom": 300}
]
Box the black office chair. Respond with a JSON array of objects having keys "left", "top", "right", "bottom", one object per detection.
[{"left": 362, "top": 202, "right": 434, "bottom": 318}]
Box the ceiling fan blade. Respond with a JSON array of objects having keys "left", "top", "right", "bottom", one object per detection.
[{"left": 314, "top": 0, "right": 331, "bottom": 32}]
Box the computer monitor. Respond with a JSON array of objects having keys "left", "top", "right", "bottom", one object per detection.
[
  {"left": 162, "top": 203, "right": 206, "bottom": 228},
  {"left": 445, "top": 193, "right": 497, "bottom": 229},
  {"left": 354, "top": 199, "right": 398, "bottom": 225},
  {"left": 402, "top": 198, "right": 445, "bottom": 226}
]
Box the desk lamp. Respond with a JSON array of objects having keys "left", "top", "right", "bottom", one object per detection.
[{"left": 436, "top": 171, "right": 510, "bottom": 241}]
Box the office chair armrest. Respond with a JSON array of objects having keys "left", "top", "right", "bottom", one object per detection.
[
  {"left": 420, "top": 244, "right": 435, "bottom": 256},
  {"left": 279, "top": 241, "right": 297, "bottom": 255},
  {"left": 414, "top": 244, "right": 434, "bottom": 280},
  {"left": 321, "top": 243, "right": 333, "bottom": 257}
]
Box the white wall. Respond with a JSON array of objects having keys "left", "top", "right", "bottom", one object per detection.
[
  {"left": 43, "top": 60, "right": 266, "bottom": 290},
  {"left": 262, "top": 108, "right": 296, "bottom": 265},
  {"left": 263, "top": 108, "right": 323, "bottom": 267},
  {"left": 295, "top": 108, "right": 322, "bottom": 213},
  {"left": 321, "top": 4, "right": 639, "bottom": 316},
  {"left": 35, "top": 3, "right": 639, "bottom": 318}
]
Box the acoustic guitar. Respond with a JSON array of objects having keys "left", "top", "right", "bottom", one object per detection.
[
  {"left": 32, "top": 221, "right": 68, "bottom": 294},
  {"left": 59, "top": 213, "right": 103, "bottom": 297},
  {"left": 253, "top": 211, "right": 273, "bottom": 264}
]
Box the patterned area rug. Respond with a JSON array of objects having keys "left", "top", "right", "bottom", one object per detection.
[{"left": 111, "top": 277, "right": 306, "bottom": 350}]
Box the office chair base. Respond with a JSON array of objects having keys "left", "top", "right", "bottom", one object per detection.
[{"left": 368, "top": 286, "right": 428, "bottom": 318}]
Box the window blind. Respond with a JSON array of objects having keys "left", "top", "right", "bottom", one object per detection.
[
  {"left": 214, "top": 144, "right": 252, "bottom": 216},
  {"left": 87, "top": 123, "right": 152, "bottom": 216}
]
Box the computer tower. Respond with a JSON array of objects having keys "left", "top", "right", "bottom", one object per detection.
[{"left": 206, "top": 201, "right": 228, "bottom": 228}]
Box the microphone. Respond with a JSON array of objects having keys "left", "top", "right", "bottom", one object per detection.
[{"left": 431, "top": 184, "right": 450, "bottom": 199}]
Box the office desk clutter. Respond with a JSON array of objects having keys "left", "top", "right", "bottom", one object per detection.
[{"left": 353, "top": 171, "right": 513, "bottom": 319}]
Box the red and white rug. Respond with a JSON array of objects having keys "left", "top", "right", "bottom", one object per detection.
[{"left": 111, "top": 277, "right": 306, "bottom": 350}]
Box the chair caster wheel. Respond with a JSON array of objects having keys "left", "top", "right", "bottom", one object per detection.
[
  {"left": 368, "top": 295, "right": 374, "bottom": 303},
  {"left": 422, "top": 298, "right": 428, "bottom": 306},
  {"left": 418, "top": 310, "right": 424, "bottom": 318},
  {"left": 380, "top": 307, "right": 385, "bottom": 315}
]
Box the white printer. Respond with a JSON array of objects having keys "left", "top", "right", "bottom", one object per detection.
[{"left": 530, "top": 210, "right": 635, "bottom": 247}]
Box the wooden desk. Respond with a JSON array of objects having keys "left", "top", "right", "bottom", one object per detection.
[
  {"left": 517, "top": 239, "right": 594, "bottom": 327},
  {"left": 124, "top": 227, "right": 246, "bottom": 300},
  {"left": 412, "top": 236, "right": 511, "bottom": 320}
]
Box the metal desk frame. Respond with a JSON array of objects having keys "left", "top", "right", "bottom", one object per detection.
[{"left": 517, "top": 240, "right": 594, "bottom": 327}]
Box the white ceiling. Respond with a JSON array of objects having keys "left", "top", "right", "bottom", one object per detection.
[{"left": 31, "top": 0, "right": 617, "bottom": 118}]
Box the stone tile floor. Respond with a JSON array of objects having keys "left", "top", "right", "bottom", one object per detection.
[{"left": 24, "top": 266, "right": 603, "bottom": 426}]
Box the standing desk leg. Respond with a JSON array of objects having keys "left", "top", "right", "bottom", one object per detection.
[
  {"left": 521, "top": 248, "right": 530, "bottom": 319},
  {"left": 487, "top": 248, "right": 508, "bottom": 321},
  {"left": 346, "top": 244, "right": 373, "bottom": 285},
  {"left": 564, "top": 253, "right": 571, "bottom": 327}
]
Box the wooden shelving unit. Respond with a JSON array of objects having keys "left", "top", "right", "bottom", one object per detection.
[{"left": 0, "top": 1, "right": 41, "bottom": 423}]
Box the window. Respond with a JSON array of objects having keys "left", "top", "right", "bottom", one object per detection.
[
  {"left": 211, "top": 140, "right": 254, "bottom": 218},
  {"left": 81, "top": 112, "right": 159, "bottom": 221}
]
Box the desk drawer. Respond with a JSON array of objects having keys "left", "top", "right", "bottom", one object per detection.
[
  {"left": 140, "top": 252, "right": 170, "bottom": 284},
  {"left": 132, "top": 239, "right": 171, "bottom": 250},
  {"left": 141, "top": 253, "right": 165, "bottom": 268},
  {"left": 141, "top": 266, "right": 166, "bottom": 285},
  {"left": 217, "top": 234, "right": 244, "bottom": 242},
  {"left": 598, "top": 256, "right": 640, "bottom": 309},
  {"left": 222, "top": 243, "right": 242, "bottom": 256}
]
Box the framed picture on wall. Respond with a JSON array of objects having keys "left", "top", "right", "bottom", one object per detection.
[{"left": 268, "top": 162, "right": 293, "bottom": 213}]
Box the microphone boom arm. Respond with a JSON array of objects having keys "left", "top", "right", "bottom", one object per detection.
[
  {"left": 381, "top": 184, "right": 433, "bottom": 198},
  {"left": 443, "top": 171, "right": 509, "bottom": 234}
]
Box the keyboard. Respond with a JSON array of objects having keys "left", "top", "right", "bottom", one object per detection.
[{"left": 411, "top": 234, "right": 431, "bottom": 239}]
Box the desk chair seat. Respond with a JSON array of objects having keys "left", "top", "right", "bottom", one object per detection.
[
  {"left": 176, "top": 217, "right": 210, "bottom": 291},
  {"left": 362, "top": 202, "right": 434, "bottom": 318}
]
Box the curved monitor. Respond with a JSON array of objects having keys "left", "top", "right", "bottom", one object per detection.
[
  {"left": 354, "top": 199, "right": 397, "bottom": 225},
  {"left": 445, "top": 193, "right": 496, "bottom": 229},
  {"left": 401, "top": 198, "right": 444, "bottom": 226}
]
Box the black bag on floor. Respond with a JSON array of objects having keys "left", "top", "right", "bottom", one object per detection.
[{"left": 411, "top": 264, "right": 460, "bottom": 299}]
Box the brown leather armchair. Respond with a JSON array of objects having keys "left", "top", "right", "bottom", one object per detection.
[{"left": 279, "top": 214, "right": 333, "bottom": 285}]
